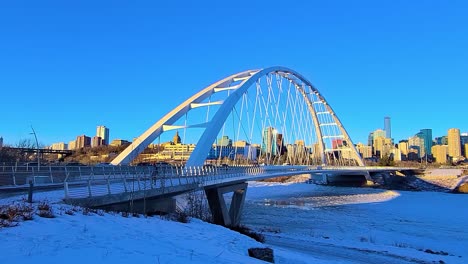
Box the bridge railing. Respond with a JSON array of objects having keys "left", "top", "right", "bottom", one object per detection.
[{"left": 0, "top": 164, "right": 321, "bottom": 199}]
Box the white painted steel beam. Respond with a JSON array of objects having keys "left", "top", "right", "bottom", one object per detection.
[
  {"left": 190, "top": 101, "right": 223, "bottom": 109},
  {"left": 214, "top": 85, "right": 239, "bottom": 93}
]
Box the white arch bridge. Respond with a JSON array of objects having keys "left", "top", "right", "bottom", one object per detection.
[
  {"left": 64, "top": 67, "right": 414, "bottom": 227},
  {"left": 111, "top": 66, "right": 364, "bottom": 167}
]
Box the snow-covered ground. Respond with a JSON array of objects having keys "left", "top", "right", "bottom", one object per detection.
[{"left": 1, "top": 181, "right": 467, "bottom": 263}]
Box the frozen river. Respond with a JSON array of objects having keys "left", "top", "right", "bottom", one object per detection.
[{"left": 242, "top": 182, "right": 468, "bottom": 264}]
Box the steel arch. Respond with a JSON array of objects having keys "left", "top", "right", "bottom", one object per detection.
[{"left": 111, "top": 66, "right": 364, "bottom": 167}]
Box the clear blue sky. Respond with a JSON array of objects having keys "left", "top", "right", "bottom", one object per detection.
[{"left": 1, "top": 1, "right": 467, "bottom": 146}]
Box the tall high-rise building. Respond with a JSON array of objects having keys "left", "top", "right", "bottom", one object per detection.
[
  {"left": 261, "top": 127, "right": 278, "bottom": 156},
  {"left": 373, "top": 129, "right": 386, "bottom": 139},
  {"left": 356, "top": 143, "right": 372, "bottom": 158},
  {"left": 384, "top": 117, "right": 391, "bottom": 139},
  {"left": 416, "top": 129, "right": 432, "bottom": 156},
  {"left": 0, "top": 136, "right": 3, "bottom": 149},
  {"left": 431, "top": 145, "right": 448, "bottom": 164},
  {"left": 367, "top": 132, "right": 374, "bottom": 147},
  {"left": 373, "top": 136, "right": 392, "bottom": 158},
  {"left": 92, "top": 136, "right": 103, "bottom": 147},
  {"left": 96, "top": 126, "right": 110, "bottom": 145},
  {"left": 448, "top": 128, "right": 461, "bottom": 159},
  {"left": 68, "top": 140, "right": 76, "bottom": 150},
  {"left": 371, "top": 129, "right": 387, "bottom": 157},
  {"left": 397, "top": 140, "right": 409, "bottom": 156},
  {"left": 76, "top": 135, "right": 91, "bottom": 149},
  {"left": 408, "top": 136, "right": 425, "bottom": 158}
]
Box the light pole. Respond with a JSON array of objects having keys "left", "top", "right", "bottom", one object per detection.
[{"left": 30, "top": 126, "right": 40, "bottom": 171}]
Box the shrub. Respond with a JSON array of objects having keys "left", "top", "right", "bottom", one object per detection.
[
  {"left": 248, "top": 247, "right": 274, "bottom": 263},
  {"left": 37, "top": 201, "right": 55, "bottom": 218},
  {"left": 0, "top": 202, "right": 34, "bottom": 227},
  {"left": 184, "top": 191, "right": 212, "bottom": 222},
  {"left": 162, "top": 210, "right": 190, "bottom": 223},
  {"left": 64, "top": 209, "right": 75, "bottom": 216},
  {"left": 229, "top": 225, "right": 265, "bottom": 243}
]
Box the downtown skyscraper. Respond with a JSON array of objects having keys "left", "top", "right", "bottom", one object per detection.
[
  {"left": 384, "top": 117, "right": 391, "bottom": 139},
  {"left": 96, "top": 125, "right": 110, "bottom": 145}
]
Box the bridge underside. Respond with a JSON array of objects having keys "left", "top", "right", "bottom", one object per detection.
[{"left": 205, "top": 182, "right": 248, "bottom": 227}]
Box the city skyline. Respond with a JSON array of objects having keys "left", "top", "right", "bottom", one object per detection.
[
  {"left": 1, "top": 2, "right": 467, "bottom": 146},
  {"left": 1, "top": 120, "right": 468, "bottom": 149}
]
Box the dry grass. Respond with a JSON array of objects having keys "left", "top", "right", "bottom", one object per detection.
[{"left": 457, "top": 183, "right": 468, "bottom": 193}]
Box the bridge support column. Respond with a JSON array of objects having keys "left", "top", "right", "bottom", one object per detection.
[{"left": 205, "top": 182, "right": 247, "bottom": 227}]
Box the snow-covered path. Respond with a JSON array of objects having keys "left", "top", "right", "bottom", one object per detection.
[{"left": 243, "top": 182, "right": 468, "bottom": 264}]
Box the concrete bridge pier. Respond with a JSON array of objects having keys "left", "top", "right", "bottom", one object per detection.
[{"left": 205, "top": 182, "right": 248, "bottom": 227}]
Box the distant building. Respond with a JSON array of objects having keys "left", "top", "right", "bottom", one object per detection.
[
  {"left": 397, "top": 140, "right": 409, "bottom": 156},
  {"left": 373, "top": 129, "right": 386, "bottom": 139},
  {"left": 356, "top": 143, "right": 372, "bottom": 159},
  {"left": 76, "top": 135, "right": 91, "bottom": 149},
  {"left": 390, "top": 148, "right": 402, "bottom": 162},
  {"left": 173, "top": 131, "right": 181, "bottom": 144},
  {"left": 68, "top": 140, "right": 76, "bottom": 150},
  {"left": 432, "top": 145, "right": 448, "bottom": 164},
  {"left": 92, "top": 136, "right": 103, "bottom": 147},
  {"left": 96, "top": 126, "right": 110, "bottom": 145},
  {"left": 217, "top": 136, "right": 232, "bottom": 147},
  {"left": 233, "top": 140, "right": 248, "bottom": 148},
  {"left": 262, "top": 127, "right": 278, "bottom": 156},
  {"left": 276, "top": 133, "right": 285, "bottom": 155},
  {"left": 384, "top": 117, "right": 391, "bottom": 139},
  {"left": 373, "top": 134, "right": 392, "bottom": 158},
  {"left": 286, "top": 144, "right": 308, "bottom": 164},
  {"left": 368, "top": 132, "right": 374, "bottom": 147},
  {"left": 416, "top": 129, "right": 432, "bottom": 156},
  {"left": 407, "top": 147, "right": 420, "bottom": 161},
  {"left": 435, "top": 136, "right": 448, "bottom": 145},
  {"left": 448, "top": 128, "right": 461, "bottom": 160},
  {"left": 51, "top": 142, "right": 68, "bottom": 150},
  {"left": 461, "top": 133, "right": 468, "bottom": 157},
  {"left": 208, "top": 145, "right": 257, "bottom": 162},
  {"left": 109, "top": 139, "right": 131, "bottom": 147},
  {"left": 332, "top": 139, "right": 344, "bottom": 149},
  {"left": 408, "top": 136, "right": 425, "bottom": 158},
  {"left": 465, "top": 143, "right": 468, "bottom": 159},
  {"left": 0, "top": 136, "right": 3, "bottom": 149},
  {"left": 295, "top": 140, "right": 305, "bottom": 146}
]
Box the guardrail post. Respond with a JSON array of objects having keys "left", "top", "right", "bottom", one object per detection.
[
  {"left": 49, "top": 165, "right": 54, "bottom": 183},
  {"left": 87, "top": 179, "right": 92, "bottom": 197},
  {"left": 64, "top": 182, "right": 69, "bottom": 199},
  {"left": 28, "top": 180, "right": 34, "bottom": 203},
  {"left": 122, "top": 178, "right": 128, "bottom": 192},
  {"left": 12, "top": 166, "right": 16, "bottom": 186},
  {"left": 107, "top": 177, "right": 111, "bottom": 195},
  {"left": 137, "top": 174, "right": 141, "bottom": 191}
]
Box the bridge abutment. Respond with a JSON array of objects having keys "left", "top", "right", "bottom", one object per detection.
[{"left": 205, "top": 182, "right": 247, "bottom": 227}]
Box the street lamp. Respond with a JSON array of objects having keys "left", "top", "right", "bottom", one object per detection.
[{"left": 30, "top": 126, "right": 40, "bottom": 171}]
